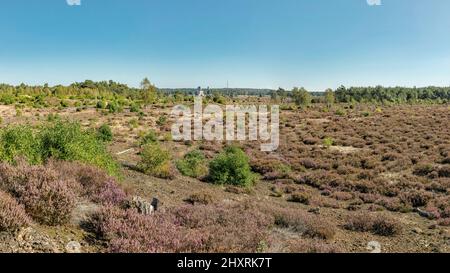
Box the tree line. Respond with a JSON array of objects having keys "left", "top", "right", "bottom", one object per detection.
[{"left": 1, "top": 80, "right": 449, "bottom": 106}]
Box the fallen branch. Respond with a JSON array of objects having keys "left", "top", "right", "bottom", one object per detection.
[{"left": 116, "top": 148, "right": 135, "bottom": 155}]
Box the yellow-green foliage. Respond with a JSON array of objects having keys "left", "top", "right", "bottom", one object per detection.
[
  {"left": 0, "top": 121, "right": 119, "bottom": 176},
  {"left": 138, "top": 143, "right": 172, "bottom": 179}
]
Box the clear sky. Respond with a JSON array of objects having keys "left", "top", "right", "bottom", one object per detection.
[{"left": 1, "top": 0, "right": 450, "bottom": 90}]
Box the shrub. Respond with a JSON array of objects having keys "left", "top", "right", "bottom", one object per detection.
[
  {"left": 96, "top": 100, "right": 106, "bottom": 109},
  {"left": 60, "top": 100, "right": 69, "bottom": 108},
  {"left": 39, "top": 121, "right": 119, "bottom": 176},
  {"left": 208, "top": 146, "right": 256, "bottom": 188},
  {"left": 94, "top": 179, "right": 127, "bottom": 206},
  {"left": 97, "top": 124, "right": 113, "bottom": 142},
  {"left": 0, "top": 125, "right": 42, "bottom": 164},
  {"left": 438, "top": 166, "right": 450, "bottom": 177},
  {"left": 170, "top": 203, "right": 273, "bottom": 252},
  {"left": 345, "top": 213, "right": 401, "bottom": 236},
  {"left": 90, "top": 203, "right": 272, "bottom": 253},
  {"left": 176, "top": 150, "right": 208, "bottom": 178},
  {"left": 413, "top": 164, "right": 434, "bottom": 176},
  {"left": 47, "top": 160, "right": 126, "bottom": 206},
  {"left": 335, "top": 108, "right": 346, "bottom": 116},
  {"left": 286, "top": 239, "right": 342, "bottom": 253},
  {"left": 371, "top": 216, "right": 402, "bottom": 236},
  {"left": 0, "top": 163, "right": 77, "bottom": 226},
  {"left": 185, "top": 192, "right": 214, "bottom": 205},
  {"left": 437, "top": 218, "right": 450, "bottom": 227},
  {"left": 269, "top": 206, "right": 335, "bottom": 240},
  {"left": 156, "top": 115, "right": 167, "bottom": 126},
  {"left": 138, "top": 144, "right": 172, "bottom": 179},
  {"left": 107, "top": 101, "right": 122, "bottom": 113},
  {"left": 0, "top": 122, "right": 119, "bottom": 176},
  {"left": 128, "top": 119, "right": 139, "bottom": 129},
  {"left": 288, "top": 192, "right": 310, "bottom": 205},
  {"left": 0, "top": 190, "right": 31, "bottom": 231},
  {"left": 140, "top": 129, "right": 158, "bottom": 146},
  {"left": 130, "top": 103, "right": 140, "bottom": 113},
  {"left": 323, "top": 137, "right": 334, "bottom": 148},
  {"left": 331, "top": 191, "right": 354, "bottom": 201},
  {"left": 399, "top": 190, "right": 431, "bottom": 208},
  {"left": 89, "top": 206, "right": 206, "bottom": 253}
]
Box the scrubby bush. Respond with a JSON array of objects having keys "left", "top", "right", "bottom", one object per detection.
[
  {"left": 399, "top": 190, "right": 431, "bottom": 208},
  {"left": 0, "top": 121, "right": 118, "bottom": 176},
  {"left": 438, "top": 166, "right": 450, "bottom": 177},
  {"left": 266, "top": 206, "right": 335, "bottom": 240},
  {"left": 185, "top": 192, "right": 214, "bottom": 205},
  {"left": 47, "top": 160, "right": 126, "bottom": 206},
  {"left": 176, "top": 150, "right": 208, "bottom": 178},
  {"left": 323, "top": 137, "right": 334, "bottom": 148},
  {"left": 39, "top": 121, "right": 119, "bottom": 175},
  {"left": 413, "top": 164, "right": 434, "bottom": 176},
  {"left": 90, "top": 203, "right": 272, "bottom": 253},
  {"left": 0, "top": 163, "right": 77, "bottom": 226},
  {"left": 130, "top": 103, "right": 141, "bottom": 113},
  {"left": 89, "top": 205, "right": 206, "bottom": 253},
  {"left": 138, "top": 144, "right": 172, "bottom": 179},
  {"left": 286, "top": 239, "right": 342, "bottom": 253},
  {"left": 140, "top": 129, "right": 158, "bottom": 146},
  {"left": 156, "top": 115, "right": 167, "bottom": 126},
  {"left": 0, "top": 125, "right": 42, "bottom": 164},
  {"left": 170, "top": 203, "right": 273, "bottom": 252},
  {"left": 97, "top": 124, "right": 113, "bottom": 142},
  {"left": 96, "top": 100, "right": 106, "bottom": 109},
  {"left": 288, "top": 192, "right": 310, "bottom": 205},
  {"left": 107, "top": 101, "right": 123, "bottom": 113},
  {"left": 208, "top": 146, "right": 256, "bottom": 188},
  {"left": 93, "top": 179, "right": 127, "bottom": 206},
  {"left": 0, "top": 190, "right": 31, "bottom": 231},
  {"left": 345, "top": 213, "right": 401, "bottom": 236}
]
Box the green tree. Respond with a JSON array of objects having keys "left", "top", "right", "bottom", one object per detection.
[
  {"left": 140, "top": 77, "right": 158, "bottom": 104},
  {"left": 324, "top": 88, "right": 335, "bottom": 108},
  {"left": 292, "top": 87, "right": 312, "bottom": 108}
]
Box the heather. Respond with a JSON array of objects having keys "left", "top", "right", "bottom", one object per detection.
[
  {"left": 0, "top": 190, "right": 31, "bottom": 231},
  {"left": 90, "top": 203, "right": 273, "bottom": 253},
  {"left": 0, "top": 160, "right": 127, "bottom": 226}
]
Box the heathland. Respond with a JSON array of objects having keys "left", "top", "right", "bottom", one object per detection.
[{"left": 0, "top": 80, "right": 449, "bottom": 253}]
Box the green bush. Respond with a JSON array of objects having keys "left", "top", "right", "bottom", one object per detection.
[
  {"left": 97, "top": 124, "right": 113, "bottom": 142},
  {"left": 335, "top": 108, "right": 346, "bottom": 116},
  {"left": 156, "top": 115, "right": 167, "bottom": 126},
  {"left": 140, "top": 129, "right": 158, "bottom": 146},
  {"left": 107, "top": 101, "right": 122, "bottom": 113},
  {"left": 96, "top": 100, "right": 106, "bottom": 109},
  {"left": 60, "top": 100, "right": 69, "bottom": 108},
  {"left": 176, "top": 150, "right": 208, "bottom": 178},
  {"left": 0, "top": 121, "right": 119, "bottom": 176},
  {"left": 0, "top": 125, "right": 42, "bottom": 164},
  {"left": 323, "top": 137, "right": 334, "bottom": 148},
  {"left": 130, "top": 103, "right": 141, "bottom": 113},
  {"left": 208, "top": 146, "right": 256, "bottom": 187},
  {"left": 138, "top": 143, "right": 172, "bottom": 179},
  {"left": 39, "top": 122, "right": 118, "bottom": 175}
]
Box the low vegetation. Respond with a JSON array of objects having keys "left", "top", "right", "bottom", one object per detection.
[
  {"left": 0, "top": 121, "right": 118, "bottom": 176},
  {"left": 208, "top": 146, "right": 256, "bottom": 188},
  {"left": 176, "top": 150, "right": 208, "bottom": 178},
  {"left": 138, "top": 143, "right": 172, "bottom": 179}
]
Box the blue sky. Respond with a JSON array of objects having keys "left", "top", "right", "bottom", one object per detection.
[{"left": 1, "top": 0, "right": 450, "bottom": 90}]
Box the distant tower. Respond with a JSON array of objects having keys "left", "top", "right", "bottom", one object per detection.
[{"left": 196, "top": 86, "right": 205, "bottom": 97}]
